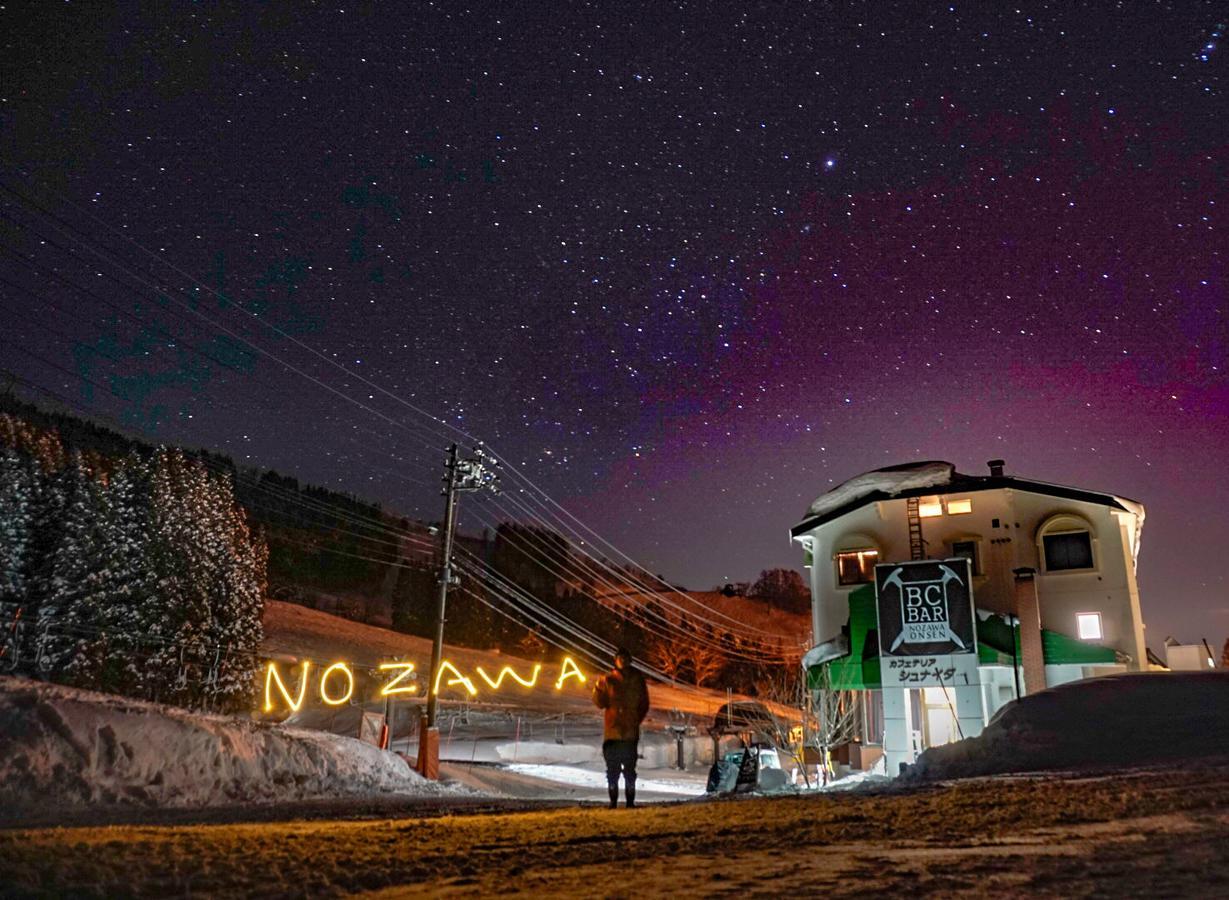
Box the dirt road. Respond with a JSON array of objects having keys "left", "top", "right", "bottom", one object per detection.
[{"left": 4, "top": 764, "right": 1229, "bottom": 897}]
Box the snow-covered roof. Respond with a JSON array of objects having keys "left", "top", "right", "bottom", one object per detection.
[
  {"left": 791, "top": 460, "right": 1145, "bottom": 542},
  {"left": 803, "top": 461, "right": 955, "bottom": 520}
]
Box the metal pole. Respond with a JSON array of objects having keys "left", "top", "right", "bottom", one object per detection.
[
  {"left": 426, "top": 444, "right": 460, "bottom": 728},
  {"left": 1011, "top": 615, "right": 1021, "bottom": 700}
]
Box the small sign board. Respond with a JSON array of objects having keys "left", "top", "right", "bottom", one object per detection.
[
  {"left": 358, "top": 711, "right": 386, "bottom": 747},
  {"left": 875, "top": 557, "right": 979, "bottom": 689}
]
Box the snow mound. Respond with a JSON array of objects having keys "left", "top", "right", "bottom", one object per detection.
[
  {"left": 905, "top": 672, "right": 1229, "bottom": 782},
  {"left": 805, "top": 461, "right": 954, "bottom": 519},
  {"left": 0, "top": 676, "right": 457, "bottom": 815}
]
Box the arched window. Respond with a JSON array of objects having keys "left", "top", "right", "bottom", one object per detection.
[{"left": 1037, "top": 514, "right": 1096, "bottom": 573}]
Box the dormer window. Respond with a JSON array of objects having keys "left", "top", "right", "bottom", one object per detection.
[{"left": 836, "top": 549, "right": 878, "bottom": 586}]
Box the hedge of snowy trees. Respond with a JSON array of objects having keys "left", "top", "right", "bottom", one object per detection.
[{"left": 0, "top": 413, "right": 266, "bottom": 712}]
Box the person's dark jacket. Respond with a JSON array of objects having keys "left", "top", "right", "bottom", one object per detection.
[{"left": 592, "top": 666, "right": 650, "bottom": 741}]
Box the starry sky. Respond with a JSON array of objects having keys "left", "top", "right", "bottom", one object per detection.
[{"left": 1, "top": 3, "right": 1226, "bottom": 647}]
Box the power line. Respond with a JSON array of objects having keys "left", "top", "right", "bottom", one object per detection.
[{"left": 1, "top": 174, "right": 795, "bottom": 654}]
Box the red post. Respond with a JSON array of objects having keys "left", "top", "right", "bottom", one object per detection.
[{"left": 415, "top": 711, "right": 440, "bottom": 780}]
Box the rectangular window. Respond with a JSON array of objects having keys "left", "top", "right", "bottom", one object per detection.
[
  {"left": 836, "top": 549, "right": 878, "bottom": 586},
  {"left": 947, "top": 498, "right": 973, "bottom": 515},
  {"left": 918, "top": 498, "right": 943, "bottom": 518},
  {"left": 1043, "top": 531, "right": 1094, "bottom": 571},
  {"left": 1077, "top": 612, "right": 1103, "bottom": 641},
  {"left": 951, "top": 540, "right": 979, "bottom": 575}
]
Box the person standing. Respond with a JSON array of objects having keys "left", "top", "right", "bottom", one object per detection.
[{"left": 591, "top": 646, "right": 650, "bottom": 808}]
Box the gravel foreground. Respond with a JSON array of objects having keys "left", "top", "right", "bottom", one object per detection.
[{"left": 4, "top": 762, "right": 1229, "bottom": 897}]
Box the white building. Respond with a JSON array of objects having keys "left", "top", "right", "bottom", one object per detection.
[{"left": 791, "top": 459, "right": 1147, "bottom": 774}]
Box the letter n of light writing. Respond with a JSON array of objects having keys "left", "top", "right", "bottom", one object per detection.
[
  {"left": 433, "top": 660, "right": 478, "bottom": 697},
  {"left": 265, "top": 661, "right": 310, "bottom": 713},
  {"left": 378, "top": 662, "right": 418, "bottom": 696},
  {"left": 554, "top": 656, "right": 586, "bottom": 690},
  {"left": 476, "top": 664, "right": 541, "bottom": 690},
  {"left": 319, "top": 662, "right": 354, "bottom": 706}
]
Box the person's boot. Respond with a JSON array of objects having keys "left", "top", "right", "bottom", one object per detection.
[
  {"left": 625, "top": 785, "right": 636, "bottom": 809},
  {"left": 608, "top": 785, "right": 619, "bottom": 809}
]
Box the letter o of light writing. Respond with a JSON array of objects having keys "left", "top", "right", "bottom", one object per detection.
[{"left": 319, "top": 662, "right": 355, "bottom": 706}]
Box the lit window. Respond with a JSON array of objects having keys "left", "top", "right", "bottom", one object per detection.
[
  {"left": 947, "top": 498, "right": 973, "bottom": 515},
  {"left": 1044, "top": 531, "right": 1094, "bottom": 571},
  {"left": 918, "top": 498, "right": 943, "bottom": 518},
  {"left": 836, "top": 549, "right": 878, "bottom": 586},
  {"left": 1077, "top": 612, "right": 1103, "bottom": 641}
]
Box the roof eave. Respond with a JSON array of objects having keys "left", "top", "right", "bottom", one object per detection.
[{"left": 791, "top": 476, "right": 1133, "bottom": 537}]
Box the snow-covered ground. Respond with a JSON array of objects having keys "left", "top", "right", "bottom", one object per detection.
[
  {"left": 0, "top": 675, "right": 464, "bottom": 820},
  {"left": 8, "top": 763, "right": 1229, "bottom": 896}
]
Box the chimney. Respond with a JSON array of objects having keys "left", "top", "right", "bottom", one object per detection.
[
  {"left": 1013, "top": 567, "right": 1045, "bottom": 695},
  {"left": 988, "top": 459, "right": 1005, "bottom": 477}
]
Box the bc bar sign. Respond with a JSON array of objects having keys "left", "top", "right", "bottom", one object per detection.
[{"left": 875, "top": 557, "right": 978, "bottom": 688}]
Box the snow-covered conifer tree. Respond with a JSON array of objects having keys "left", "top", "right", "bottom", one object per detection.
[
  {"left": 142, "top": 449, "right": 215, "bottom": 704},
  {"left": 206, "top": 472, "right": 266, "bottom": 711},
  {"left": 0, "top": 446, "right": 37, "bottom": 603},
  {"left": 95, "top": 452, "right": 157, "bottom": 696},
  {"left": 38, "top": 454, "right": 113, "bottom": 687}
]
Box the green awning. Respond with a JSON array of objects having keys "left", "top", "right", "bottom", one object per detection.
[
  {"left": 807, "top": 592, "right": 1116, "bottom": 690},
  {"left": 975, "top": 610, "right": 1118, "bottom": 665},
  {"left": 806, "top": 584, "right": 881, "bottom": 690},
  {"left": 1042, "top": 628, "right": 1118, "bottom": 665}
]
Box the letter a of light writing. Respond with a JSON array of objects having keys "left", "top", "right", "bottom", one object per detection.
[
  {"left": 554, "top": 657, "right": 586, "bottom": 690},
  {"left": 476, "top": 664, "right": 541, "bottom": 689},
  {"left": 433, "top": 660, "right": 478, "bottom": 696},
  {"left": 265, "top": 661, "right": 310, "bottom": 713}
]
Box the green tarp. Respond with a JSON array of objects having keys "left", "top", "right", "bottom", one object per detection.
[{"left": 806, "top": 584, "right": 880, "bottom": 691}]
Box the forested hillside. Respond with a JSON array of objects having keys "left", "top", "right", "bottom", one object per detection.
[{"left": 0, "top": 399, "right": 802, "bottom": 698}]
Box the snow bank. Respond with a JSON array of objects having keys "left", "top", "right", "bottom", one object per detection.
[
  {"left": 504, "top": 763, "right": 705, "bottom": 797},
  {"left": 806, "top": 461, "right": 954, "bottom": 519},
  {"left": 0, "top": 676, "right": 455, "bottom": 815},
  {"left": 495, "top": 740, "right": 598, "bottom": 764},
  {"left": 905, "top": 672, "right": 1229, "bottom": 782}
]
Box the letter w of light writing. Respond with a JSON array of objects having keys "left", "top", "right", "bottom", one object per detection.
[{"left": 476, "top": 664, "right": 541, "bottom": 689}]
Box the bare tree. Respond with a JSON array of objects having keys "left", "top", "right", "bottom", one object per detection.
[
  {"left": 689, "top": 641, "right": 725, "bottom": 687},
  {"left": 810, "top": 664, "right": 861, "bottom": 783},
  {"left": 647, "top": 635, "right": 690, "bottom": 683}
]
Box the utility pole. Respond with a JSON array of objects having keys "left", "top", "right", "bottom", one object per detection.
[{"left": 425, "top": 443, "right": 498, "bottom": 729}]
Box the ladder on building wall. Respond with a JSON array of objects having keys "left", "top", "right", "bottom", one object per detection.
[{"left": 906, "top": 496, "right": 925, "bottom": 560}]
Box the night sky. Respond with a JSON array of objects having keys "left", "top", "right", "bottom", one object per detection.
[{"left": 1, "top": 4, "right": 1226, "bottom": 647}]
